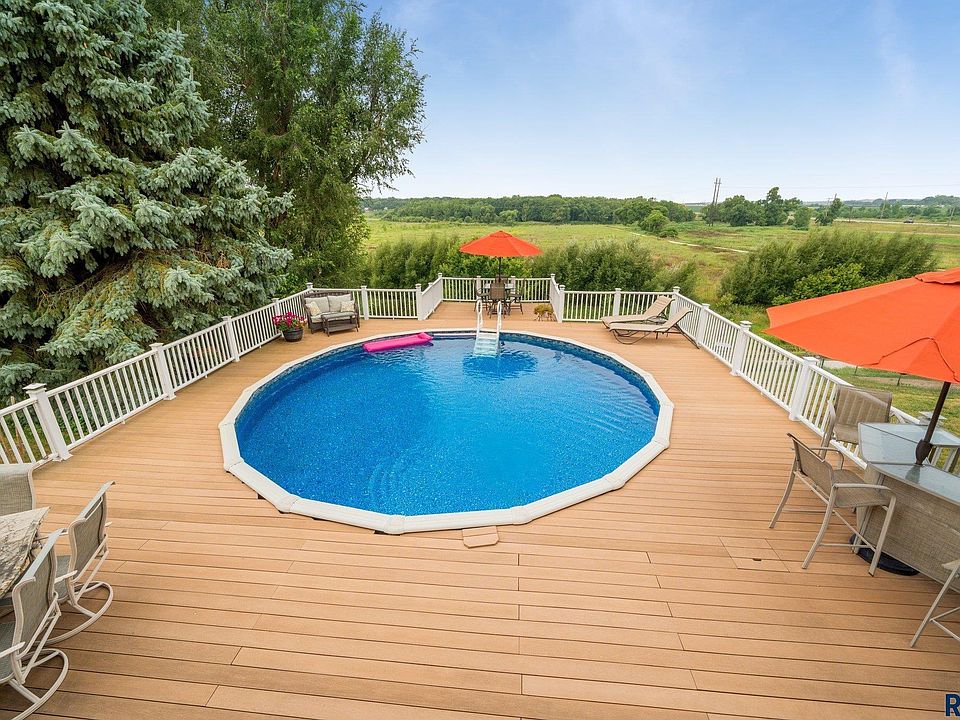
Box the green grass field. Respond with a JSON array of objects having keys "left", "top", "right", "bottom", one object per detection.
[{"left": 367, "top": 215, "right": 960, "bottom": 426}]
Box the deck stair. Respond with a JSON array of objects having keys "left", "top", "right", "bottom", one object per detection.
[{"left": 473, "top": 299, "right": 502, "bottom": 356}]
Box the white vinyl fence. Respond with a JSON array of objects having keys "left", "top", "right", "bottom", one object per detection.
[{"left": 0, "top": 274, "right": 936, "bottom": 472}]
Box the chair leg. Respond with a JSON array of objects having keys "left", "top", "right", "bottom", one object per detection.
[
  {"left": 911, "top": 564, "right": 959, "bottom": 647},
  {"left": 8, "top": 648, "right": 69, "bottom": 720},
  {"left": 769, "top": 466, "right": 797, "bottom": 528},
  {"left": 868, "top": 497, "right": 896, "bottom": 576},
  {"left": 49, "top": 581, "right": 114, "bottom": 644},
  {"left": 802, "top": 494, "right": 836, "bottom": 569}
]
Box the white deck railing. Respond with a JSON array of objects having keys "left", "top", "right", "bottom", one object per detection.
[{"left": 0, "top": 274, "right": 933, "bottom": 471}]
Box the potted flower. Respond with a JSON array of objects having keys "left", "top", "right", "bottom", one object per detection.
[{"left": 273, "top": 312, "right": 305, "bottom": 342}]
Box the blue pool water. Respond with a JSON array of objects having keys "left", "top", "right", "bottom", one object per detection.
[{"left": 235, "top": 333, "right": 660, "bottom": 516}]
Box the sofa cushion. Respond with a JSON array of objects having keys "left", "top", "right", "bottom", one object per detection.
[
  {"left": 328, "top": 294, "right": 353, "bottom": 313},
  {"left": 340, "top": 299, "right": 356, "bottom": 313},
  {"left": 306, "top": 301, "right": 322, "bottom": 318},
  {"left": 310, "top": 296, "right": 331, "bottom": 315}
]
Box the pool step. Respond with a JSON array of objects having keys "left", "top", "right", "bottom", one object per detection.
[{"left": 474, "top": 331, "right": 500, "bottom": 356}]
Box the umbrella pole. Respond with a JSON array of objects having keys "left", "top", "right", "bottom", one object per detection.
[{"left": 915, "top": 381, "right": 951, "bottom": 464}]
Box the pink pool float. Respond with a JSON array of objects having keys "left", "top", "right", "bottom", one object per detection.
[{"left": 363, "top": 333, "right": 433, "bottom": 353}]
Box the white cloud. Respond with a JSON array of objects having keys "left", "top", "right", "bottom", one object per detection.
[
  {"left": 565, "top": 0, "right": 705, "bottom": 100},
  {"left": 870, "top": 0, "right": 917, "bottom": 103}
]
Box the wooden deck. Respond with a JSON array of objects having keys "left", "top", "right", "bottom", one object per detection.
[{"left": 6, "top": 301, "right": 959, "bottom": 719}]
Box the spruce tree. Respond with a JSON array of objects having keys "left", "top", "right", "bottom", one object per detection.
[{"left": 0, "top": 0, "right": 291, "bottom": 398}]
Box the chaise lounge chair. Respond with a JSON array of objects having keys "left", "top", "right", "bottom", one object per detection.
[
  {"left": 600, "top": 295, "right": 672, "bottom": 328},
  {"left": 608, "top": 307, "right": 696, "bottom": 345}
]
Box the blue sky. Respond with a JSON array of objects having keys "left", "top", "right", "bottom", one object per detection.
[{"left": 371, "top": 0, "right": 960, "bottom": 202}]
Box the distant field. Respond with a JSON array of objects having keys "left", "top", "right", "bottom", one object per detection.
[{"left": 367, "top": 217, "right": 960, "bottom": 301}]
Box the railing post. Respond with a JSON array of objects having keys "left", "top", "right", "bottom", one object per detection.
[
  {"left": 149, "top": 343, "right": 177, "bottom": 399},
  {"left": 612, "top": 288, "right": 622, "bottom": 318},
  {"left": 557, "top": 284, "right": 565, "bottom": 324},
  {"left": 360, "top": 285, "right": 370, "bottom": 320},
  {"left": 222, "top": 316, "right": 240, "bottom": 362},
  {"left": 730, "top": 320, "right": 753, "bottom": 376},
  {"left": 669, "top": 286, "right": 681, "bottom": 320},
  {"left": 789, "top": 356, "right": 818, "bottom": 421},
  {"left": 695, "top": 303, "right": 710, "bottom": 347},
  {"left": 305, "top": 282, "right": 314, "bottom": 292},
  {"left": 23, "top": 383, "right": 71, "bottom": 460},
  {"left": 415, "top": 283, "right": 424, "bottom": 321},
  {"left": 475, "top": 275, "right": 482, "bottom": 297}
]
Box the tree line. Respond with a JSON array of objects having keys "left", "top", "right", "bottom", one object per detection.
[{"left": 367, "top": 195, "right": 695, "bottom": 226}]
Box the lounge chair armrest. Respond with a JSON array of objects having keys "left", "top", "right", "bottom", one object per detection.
[{"left": 0, "top": 642, "right": 25, "bottom": 659}]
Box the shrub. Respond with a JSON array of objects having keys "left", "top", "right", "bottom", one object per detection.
[
  {"left": 719, "top": 229, "right": 938, "bottom": 306},
  {"left": 641, "top": 210, "right": 669, "bottom": 234},
  {"left": 364, "top": 236, "right": 698, "bottom": 295}
]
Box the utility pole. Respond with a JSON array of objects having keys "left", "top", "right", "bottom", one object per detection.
[
  {"left": 879, "top": 191, "right": 888, "bottom": 219},
  {"left": 707, "top": 177, "right": 721, "bottom": 224}
]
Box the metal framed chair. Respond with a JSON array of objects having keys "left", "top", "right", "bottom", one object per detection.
[
  {"left": 487, "top": 283, "right": 507, "bottom": 316},
  {"left": 821, "top": 386, "right": 893, "bottom": 453},
  {"left": 770, "top": 434, "right": 897, "bottom": 575},
  {"left": 0, "top": 530, "right": 70, "bottom": 719},
  {"left": 49, "top": 481, "right": 114, "bottom": 643},
  {"left": 0, "top": 464, "right": 36, "bottom": 516},
  {"left": 910, "top": 559, "right": 960, "bottom": 647}
]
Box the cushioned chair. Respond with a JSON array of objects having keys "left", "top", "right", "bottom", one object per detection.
[
  {"left": 304, "top": 291, "right": 360, "bottom": 335},
  {"left": 770, "top": 433, "right": 896, "bottom": 575},
  {"left": 0, "top": 530, "right": 70, "bottom": 719},
  {"left": 0, "top": 464, "right": 36, "bottom": 516},
  {"left": 49, "top": 482, "right": 115, "bottom": 643}
]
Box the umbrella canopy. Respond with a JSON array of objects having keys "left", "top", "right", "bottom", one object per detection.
[
  {"left": 766, "top": 267, "right": 960, "bottom": 463},
  {"left": 459, "top": 230, "right": 543, "bottom": 259}
]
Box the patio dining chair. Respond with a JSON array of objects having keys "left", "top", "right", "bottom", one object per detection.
[
  {"left": 49, "top": 481, "right": 114, "bottom": 643},
  {"left": 488, "top": 283, "right": 507, "bottom": 316},
  {"left": 0, "top": 464, "right": 36, "bottom": 517},
  {"left": 821, "top": 386, "right": 893, "bottom": 453},
  {"left": 770, "top": 434, "right": 897, "bottom": 575},
  {"left": 0, "top": 529, "right": 70, "bottom": 720},
  {"left": 910, "top": 559, "right": 960, "bottom": 647}
]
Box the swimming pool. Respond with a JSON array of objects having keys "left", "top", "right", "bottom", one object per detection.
[{"left": 220, "top": 331, "right": 672, "bottom": 533}]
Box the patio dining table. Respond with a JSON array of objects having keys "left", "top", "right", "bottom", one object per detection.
[
  {"left": 857, "top": 422, "right": 960, "bottom": 582},
  {"left": 0, "top": 507, "right": 48, "bottom": 596}
]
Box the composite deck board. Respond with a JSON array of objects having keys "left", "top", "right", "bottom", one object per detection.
[{"left": 3, "top": 301, "right": 958, "bottom": 719}]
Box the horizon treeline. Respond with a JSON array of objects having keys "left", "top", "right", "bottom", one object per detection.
[{"left": 365, "top": 195, "right": 695, "bottom": 225}]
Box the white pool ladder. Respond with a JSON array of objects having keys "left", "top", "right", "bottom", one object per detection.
[{"left": 474, "top": 298, "right": 501, "bottom": 356}]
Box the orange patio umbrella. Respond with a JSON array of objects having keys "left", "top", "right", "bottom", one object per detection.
[
  {"left": 766, "top": 267, "right": 960, "bottom": 463},
  {"left": 459, "top": 230, "right": 542, "bottom": 277}
]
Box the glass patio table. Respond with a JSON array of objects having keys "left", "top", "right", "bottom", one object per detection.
[
  {"left": 0, "top": 507, "right": 49, "bottom": 596},
  {"left": 856, "top": 422, "right": 960, "bottom": 582}
]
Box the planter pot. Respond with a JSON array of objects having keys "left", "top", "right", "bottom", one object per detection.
[{"left": 282, "top": 328, "right": 303, "bottom": 342}]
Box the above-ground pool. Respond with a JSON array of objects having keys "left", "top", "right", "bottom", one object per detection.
[{"left": 220, "top": 331, "right": 672, "bottom": 532}]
